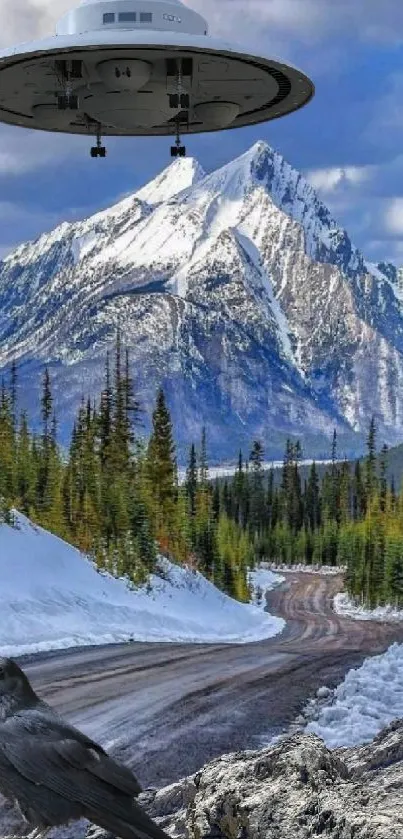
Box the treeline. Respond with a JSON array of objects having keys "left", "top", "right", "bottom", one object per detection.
[
  {"left": 218, "top": 424, "right": 403, "bottom": 609},
  {"left": 2, "top": 340, "right": 402, "bottom": 610},
  {"left": 0, "top": 340, "right": 251, "bottom": 601}
]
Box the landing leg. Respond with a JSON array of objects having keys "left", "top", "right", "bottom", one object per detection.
[
  {"left": 170, "top": 120, "right": 186, "bottom": 158},
  {"left": 90, "top": 126, "right": 106, "bottom": 158}
]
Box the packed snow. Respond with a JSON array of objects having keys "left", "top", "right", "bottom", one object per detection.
[
  {"left": 259, "top": 569, "right": 403, "bottom": 751},
  {"left": 334, "top": 591, "right": 403, "bottom": 622},
  {"left": 264, "top": 562, "right": 346, "bottom": 575},
  {"left": 304, "top": 643, "right": 403, "bottom": 748},
  {"left": 297, "top": 585, "right": 403, "bottom": 749},
  {"left": 0, "top": 513, "right": 285, "bottom": 656},
  {"left": 248, "top": 568, "right": 285, "bottom": 609}
]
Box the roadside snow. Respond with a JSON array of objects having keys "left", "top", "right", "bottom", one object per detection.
[
  {"left": 304, "top": 642, "right": 403, "bottom": 748},
  {"left": 248, "top": 568, "right": 285, "bottom": 609},
  {"left": 0, "top": 512, "right": 285, "bottom": 656},
  {"left": 334, "top": 591, "right": 403, "bottom": 622},
  {"left": 264, "top": 562, "right": 346, "bottom": 575}
]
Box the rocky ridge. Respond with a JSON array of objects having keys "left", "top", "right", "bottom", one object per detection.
[{"left": 89, "top": 720, "right": 403, "bottom": 839}]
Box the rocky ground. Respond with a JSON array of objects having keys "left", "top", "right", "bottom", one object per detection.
[
  {"left": 89, "top": 719, "right": 403, "bottom": 839},
  {"left": 3, "top": 572, "right": 403, "bottom": 839}
]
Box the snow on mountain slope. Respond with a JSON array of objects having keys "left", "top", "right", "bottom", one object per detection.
[
  {"left": 1, "top": 140, "right": 403, "bottom": 456},
  {"left": 0, "top": 513, "right": 285, "bottom": 656},
  {"left": 135, "top": 156, "right": 205, "bottom": 205}
]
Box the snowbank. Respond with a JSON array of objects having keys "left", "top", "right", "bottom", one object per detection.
[
  {"left": 334, "top": 591, "right": 403, "bottom": 622},
  {"left": 0, "top": 513, "right": 285, "bottom": 655},
  {"left": 248, "top": 567, "right": 285, "bottom": 609},
  {"left": 264, "top": 562, "right": 346, "bottom": 575},
  {"left": 304, "top": 642, "right": 403, "bottom": 748}
]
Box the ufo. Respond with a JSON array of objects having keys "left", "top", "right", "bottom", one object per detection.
[{"left": 0, "top": 0, "right": 314, "bottom": 157}]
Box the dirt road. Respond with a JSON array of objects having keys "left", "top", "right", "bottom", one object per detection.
[{"left": 17, "top": 573, "right": 403, "bottom": 789}]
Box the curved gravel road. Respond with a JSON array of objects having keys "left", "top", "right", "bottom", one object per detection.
[{"left": 13, "top": 573, "right": 403, "bottom": 790}]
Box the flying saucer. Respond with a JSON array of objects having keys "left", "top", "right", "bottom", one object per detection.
[{"left": 0, "top": 0, "right": 315, "bottom": 156}]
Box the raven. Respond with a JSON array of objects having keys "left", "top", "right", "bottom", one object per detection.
[{"left": 0, "top": 657, "right": 169, "bottom": 839}]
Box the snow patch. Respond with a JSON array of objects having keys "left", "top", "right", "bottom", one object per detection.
[
  {"left": 264, "top": 562, "right": 346, "bottom": 575},
  {"left": 0, "top": 512, "right": 285, "bottom": 656},
  {"left": 135, "top": 157, "right": 206, "bottom": 205},
  {"left": 304, "top": 642, "right": 403, "bottom": 747},
  {"left": 247, "top": 567, "right": 286, "bottom": 609},
  {"left": 334, "top": 591, "right": 403, "bottom": 622}
]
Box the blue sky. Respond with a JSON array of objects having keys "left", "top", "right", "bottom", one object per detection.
[{"left": 1, "top": 0, "right": 403, "bottom": 264}]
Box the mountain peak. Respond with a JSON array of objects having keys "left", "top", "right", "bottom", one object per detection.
[
  {"left": 2, "top": 137, "right": 403, "bottom": 457},
  {"left": 135, "top": 156, "right": 206, "bottom": 205}
]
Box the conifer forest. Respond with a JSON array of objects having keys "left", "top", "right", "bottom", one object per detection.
[{"left": 0, "top": 336, "right": 402, "bottom": 610}]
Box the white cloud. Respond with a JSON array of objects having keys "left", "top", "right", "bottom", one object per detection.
[
  {"left": 384, "top": 198, "right": 403, "bottom": 235},
  {"left": 0, "top": 0, "right": 401, "bottom": 54},
  {"left": 306, "top": 165, "right": 374, "bottom": 193},
  {"left": 0, "top": 0, "right": 71, "bottom": 48},
  {"left": 184, "top": 0, "right": 403, "bottom": 45},
  {"left": 0, "top": 124, "right": 90, "bottom": 175},
  {"left": 1, "top": 0, "right": 395, "bottom": 55}
]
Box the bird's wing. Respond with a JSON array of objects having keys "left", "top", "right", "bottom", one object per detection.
[
  {"left": 0, "top": 734, "right": 166, "bottom": 839},
  {"left": 3, "top": 711, "right": 142, "bottom": 797}
]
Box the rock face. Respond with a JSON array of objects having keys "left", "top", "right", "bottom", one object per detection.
[
  {"left": 2, "top": 141, "right": 403, "bottom": 459},
  {"left": 88, "top": 720, "right": 403, "bottom": 839}
]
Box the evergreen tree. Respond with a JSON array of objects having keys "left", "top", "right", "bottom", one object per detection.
[
  {"left": 185, "top": 443, "right": 198, "bottom": 519},
  {"left": 365, "top": 416, "right": 377, "bottom": 503},
  {"left": 305, "top": 461, "right": 320, "bottom": 531},
  {"left": 199, "top": 426, "right": 209, "bottom": 487},
  {"left": 249, "top": 440, "right": 265, "bottom": 537},
  {"left": 379, "top": 443, "right": 388, "bottom": 513},
  {"left": 146, "top": 387, "right": 177, "bottom": 549}
]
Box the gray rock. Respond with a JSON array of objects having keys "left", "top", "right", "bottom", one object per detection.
[
  {"left": 88, "top": 720, "right": 403, "bottom": 839},
  {"left": 316, "top": 686, "right": 332, "bottom": 699}
]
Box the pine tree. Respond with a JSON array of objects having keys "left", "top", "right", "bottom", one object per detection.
[
  {"left": 305, "top": 461, "right": 320, "bottom": 531},
  {"left": 146, "top": 387, "right": 177, "bottom": 549},
  {"left": 353, "top": 460, "right": 366, "bottom": 520},
  {"left": 15, "top": 412, "right": 36, "bottom": 516},
  {"left": 249, "top": 440, "right": 265, "bottom": 537},
  {"left": 0, "top": 384, "right": 15, "bottom": 505},
  {"left": 41, "top": 368, "right": 52, "bottom": 449},
  {"left": 379, "top": 443, "right": 388, "bottom": 513},
  {"left": 199, "top": 426, "right": 209, "bottom": 487},
  {"left": 9, "top": 359, "right": 18, "bottom": 430},
  {"left": 99, "top": 353, "right": 113, "bottom": 468},
  {"left": 365, "top": 416, "right": 377, "bottom": 504},
  {"left": 186, "top": 443, "right": 198, "bottom": 519},
  {"left": 329, "top": 428, "right": 339, "bottom": 522}
]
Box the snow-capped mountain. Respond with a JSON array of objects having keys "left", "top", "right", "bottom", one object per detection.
[{"left": 1, "top": 140, "right": 402, "bottom": 460}]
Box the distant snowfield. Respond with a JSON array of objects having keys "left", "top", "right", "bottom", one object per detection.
[
  {"left": 177, "top": 460, "right": 333, "bottom": 483},
  {"left": 0, "top": 513, "right": 285, "bottom": 656}
]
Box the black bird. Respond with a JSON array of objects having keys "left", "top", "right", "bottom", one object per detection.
[{"left": 0, "top": 657, "right": 169, "bottom": 839}]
